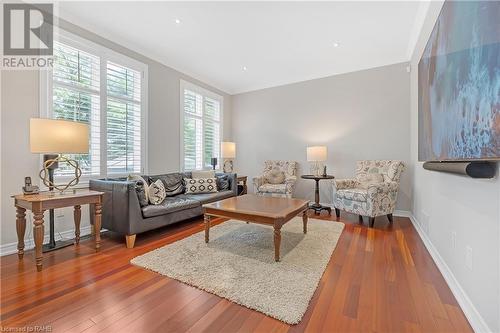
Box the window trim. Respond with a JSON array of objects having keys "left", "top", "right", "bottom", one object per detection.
[
  {"left": 40, "top": 28, "right": 149, "bottom": 184},
  {"left": 179, "top": 79, "right": 223, "bottom": 171}
]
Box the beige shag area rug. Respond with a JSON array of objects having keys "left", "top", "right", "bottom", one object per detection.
[{"left": 131, "top": 217, "right": 344, "bottom": 324}]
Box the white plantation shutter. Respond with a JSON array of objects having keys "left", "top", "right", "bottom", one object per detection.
[
  {"left": 106, "top": 62, "right": 142, "bottom": 174},
  {"left": 182, "top": 84, "right": 222, "bottom": 171},
  {"left": 52, "top": 41, "right": 101, "bottom": 176},
  {"left": 47, "top": 32, "right": 147, "bottom": 179}
]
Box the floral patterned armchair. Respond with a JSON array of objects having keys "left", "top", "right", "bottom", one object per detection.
[
  {"left": 253, "top": 160, "right": 298, "bottom": 198},
  {"left": 333, "top": 160, "right": 405, "bottom": 227}
]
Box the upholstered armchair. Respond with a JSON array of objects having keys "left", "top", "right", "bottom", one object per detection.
[
  {"left": 253, "top": 160, "right": 298, "bottom": 198},
  {"left": 333, "top": 160, "right": 405, "bottom": 227}
]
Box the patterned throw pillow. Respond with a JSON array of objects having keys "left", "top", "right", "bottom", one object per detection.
[
  {"left": 264, "top": 168, "right": 286, "bottom": 184},
  {"left": 216, "top": 174, "right": 230, "bottom": 191},
  {"left": 128, "top": 174, "right": 149, "bottom": 203},
  {"left": 184, "top": 178, "right": 218, "bottom": 194},
  {"left": 134, "top": 181, "right": 149, "bottom": 207},
  {"left": 148, "top": 179, "right": 166, "bottom": 205}
]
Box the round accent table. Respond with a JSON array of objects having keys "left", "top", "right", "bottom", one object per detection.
[{"left": 301, "top": 175, "right": 335, "bottom": 215}]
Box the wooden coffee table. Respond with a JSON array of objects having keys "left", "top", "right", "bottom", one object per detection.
[{"left": 203, "top": 194, "right": 309, "bottom": 262}]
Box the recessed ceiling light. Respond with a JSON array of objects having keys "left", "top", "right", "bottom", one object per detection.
[
  {"left": 175, "top": 18, "right": 181, "bottom": 24},
  {"left": 242, "top": 66, "right": 248, "bottom": 71},
  {"left": 333, "top": 42, "right": 340, "bottom": 47}
]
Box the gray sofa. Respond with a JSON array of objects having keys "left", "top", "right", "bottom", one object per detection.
[{"left": 89, "top": 172, "right": 237, "bottom": 248}]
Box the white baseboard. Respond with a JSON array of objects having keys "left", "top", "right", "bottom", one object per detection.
[
  {"left": 0, "top": 225, "right": 93, "bottom": 257},
  {"left": 408, "top": 214, "right": 491, "bottom": 333}
]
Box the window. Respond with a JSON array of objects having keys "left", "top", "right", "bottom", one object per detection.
[
  {"left": 181, "top": 80, "right": 223, "bottom": 170},
  {"left": 42, "top": 30, "right": 148, "bottom": 179}
]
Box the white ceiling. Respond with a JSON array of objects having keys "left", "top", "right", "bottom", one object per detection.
[{"left": 56, "top": 1, "right": 426, "bottom": 95}]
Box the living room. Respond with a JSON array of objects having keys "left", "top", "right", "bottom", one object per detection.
[{"left": 1, "top": 1, "right": 499, "bottom": 332}]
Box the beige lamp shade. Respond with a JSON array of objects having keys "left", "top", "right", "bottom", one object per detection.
[
  {"left": 221, "top": 141, "right": 236, "bottom": 158},
  {"left": 307, "top": 146, "right": 327, "bottom": 162},
  {"left": 30, "top": 118, "right": 89, "bottom": 154}
]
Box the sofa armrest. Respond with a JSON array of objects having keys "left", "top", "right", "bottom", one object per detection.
[
  {"left": 89, "top": 179, "right": 142, "bottom": 235},
  {"left": 252, "top": 175, "right": 266, "bottom": 192},
  {"left": 333, "top": 178, "right": 359, "bottom": 190},
  {"left": 285, "top": 175, "right": 297, "bottom": 195}
]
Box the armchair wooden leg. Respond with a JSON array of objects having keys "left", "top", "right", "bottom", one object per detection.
[
  {"left": 125, "top": 234, "right": 136, "bottom": 249},
  {"left": 335, "top": 208, "right": 340, "bottom": 218},
  {"left": 387, "top": 214, "right": 393, "bottom": 223},
  {"left": 358, "top": 215, "right": 364, "bottom": 224},
  {"left": 369, "top": 217, "right": 375, "bottom": 228}
]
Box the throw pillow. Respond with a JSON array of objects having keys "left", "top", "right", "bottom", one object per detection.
[
  {"left": 357, "top": 173, "right": 384, "bottom": 189},
  {"left": 191, "top": 170, "right": 216, "bottom": 179},
  {"left": 148, "top": 179, "right": 166, "bottom": 205},
  {"left": 215, "top": 174, "right": 230, "bottom": 191},
  {"left": 134, "top": 181, "right": 149, "bottom": 207},
  {"left": 184, "top": 178, "right": 218, "bottom": 194},
  {"left": 128, "top": 174, "right": 149, "bottom": 202},
  {"left": 150, "top": 173, "right": 184, "bottom": 197},
  {"left": 264, "top": 168, "right": 286, "bottom": 184}
]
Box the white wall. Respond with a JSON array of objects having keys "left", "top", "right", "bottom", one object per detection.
[
  {"left": 232, "top": 62, "right": 411, "bottom": 210},
  {"left": 409, "top": 2, "right": 500, "bottom": 332},
  {"left": 0, "top": 18, "right": 232, "bottom": 249}
]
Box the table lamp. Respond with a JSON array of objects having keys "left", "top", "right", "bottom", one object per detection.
[
  {"left": 221, "top": 141, "right": 236, "bottom": 173},
  {"left": 307, "top": 146, "right": 327, "bottom": 176},
  {"left": 30, "top": 118, "right": 89, "bottom": 251}
]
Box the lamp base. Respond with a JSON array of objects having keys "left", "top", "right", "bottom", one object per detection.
[
  {"left": 223, "top": 159, "right": 234, "bottom": 173},
  {"left": 42, "top": 239, "right": 74, "bottom": 252}
]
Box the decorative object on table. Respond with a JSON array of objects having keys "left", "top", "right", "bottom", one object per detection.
[
  {"left": 301, "top": 174, "right": 335, "bottom": 215},
  {"left": 30, "top": 118, "right": 89, "bottom": 252},
  {"left": 253, "top": 160, "right": 297, "bottom": 198},
  {"left": 333, "top": 160, "right": 405, "bottom": 228},
  {"left": 211, "top": 157, "right": 218, "bottom": 170},
  {"left": 221, "top": 141, "right": 236, "bottom": 173},
  {"left": 131, "top": 212, "right": 344, "bottom": 324},
  {"left": 237, "top": 175, "right": 247, "bottom": 195},
  {"left": 13, "top": 189, "right": 103, "bottom": 272},
  {"left": 307, "top": 146, "right": 327, "bottom": 177},
  {"left": 322, "top": 165, "right": 327, "bottom": 177},
  {"left": 22, "top": 177, "right": 39, "bottom": 195}
]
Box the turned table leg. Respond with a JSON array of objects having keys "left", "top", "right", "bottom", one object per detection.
[
  {"left": 302, "top": 210, "right": 308, "bottom": 234},
  {"left": 204, "top": 215, "right": 211, "bottom": 243},
  {"left": 274, "top": 225, "right": 282, "bottom": 262},
  {"left": 33, "top": 208, "right": 45, "bottom": 271},
  {"left": 94, "top": 203, "right": 102, "bottom": 250},
  {"left": 74, "top": 205, "right": 81, "bottom": 244},
  {"left": 16, "top": 206, "right": 26, "bottom": 259}
]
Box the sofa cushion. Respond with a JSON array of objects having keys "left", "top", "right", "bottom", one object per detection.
[
  {"left": 141, "top": 196, "right": 200, "bottom": 218},
  {"left": 264, "top": 168, "right": 286, "bottom": 184},
  {"left": 336, "top": 188, "right": 368, "bottom": 202},
  {"left": 191, "top": 170, "right": 215, "bottom": 179},
  {"left": 150, "top": 173, "right": 184, "bottom": 197},
  {"left": 258, "top": 183, "right": 287, "bottom": 194},
  {"left": 181, "top": 190, "right": 234, "bottom": 205}
]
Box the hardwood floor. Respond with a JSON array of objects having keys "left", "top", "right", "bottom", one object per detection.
[{"left": 0, "top": 212, "right": 472, "bottom": 333}]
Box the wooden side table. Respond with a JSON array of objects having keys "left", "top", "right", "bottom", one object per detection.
[
  {"left": 237, "top": 176, "right": 247, "bottom": 195},
  {"left": 301, "top": 175, "right": 335, "bottom": 215},
  {"left": 13, "top": 190, "right": 104, "bottom": 271}
]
